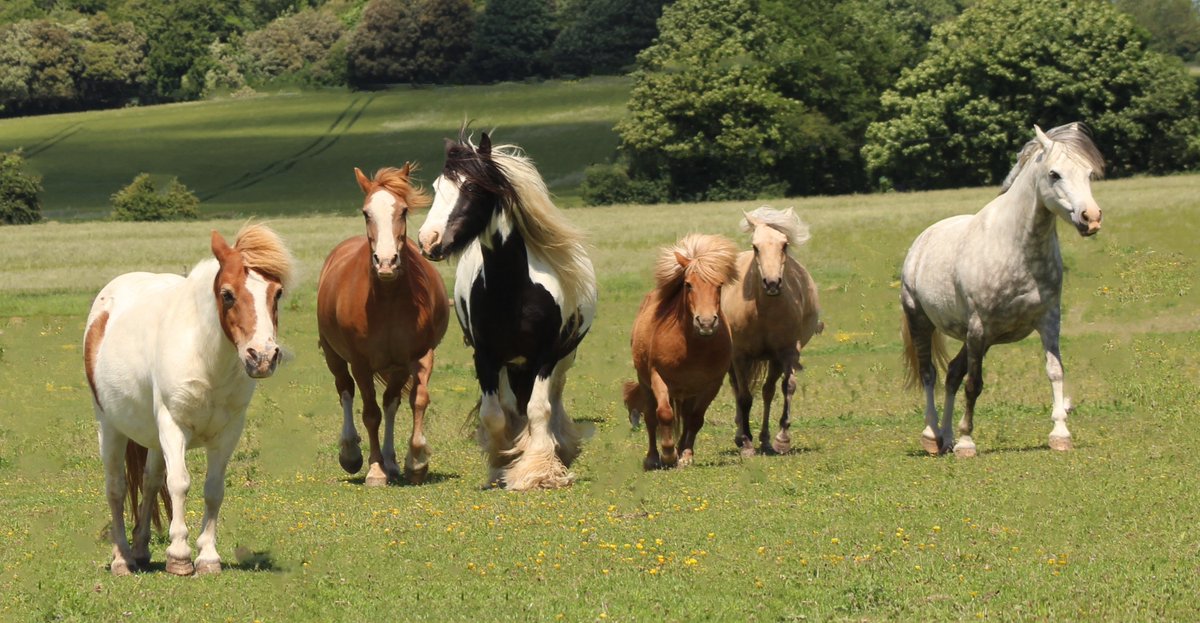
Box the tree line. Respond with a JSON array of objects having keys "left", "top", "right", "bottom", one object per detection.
[{"left": 0, "top": 0, "right": 667, "bottom": 115}]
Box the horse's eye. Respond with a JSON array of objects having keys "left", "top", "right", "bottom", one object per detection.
[
  {"left": 363, "top": 211, "right": 371, "bottom": 222},
  {"left": 1049, "top": 171, "right": 1062, "bottom": 183},
  {"left": 221, "top": 288, "right": 235, "bottom": 308},
  {"left": 274, "top": 289, "right": 283, "bottom": 303},
  {"left": 752, "top": 245, "right": 759, "bottom": 255}
]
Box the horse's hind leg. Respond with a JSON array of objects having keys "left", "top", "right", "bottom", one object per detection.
[
  {"left": 942, "top": 345, "right": 968, "bottom": 455},
  {"left": 321, "top": 344, "right": 362, "bottom": 475},
  {"left": 1039, "top": 314, "right": 1073, "bottom": 451},
  {"left": 759, "top": 359, "right": 783, "bottom": 454},
  {"left": 904, "top": 306, "right": 944, "bottom": 454},
  {"left": 728, "top": 361, "right": 755, "bottom": 457},
  {"left": 547, "top": 351, "right": 582, "bottom": 468},
  {"left": 98, "top": 421, "right": 136, "bottom": 575},
  {"left": 131, "top": 447, "right": 165, "bottom": 568},
  {"left": 350, "top": 365, "right": 387, "bottom": 486},
  {"left": 403, "top": 350, "right": 435, "bottom": 484},
  {"left": 771, "top": 345, "right": 802, "bottom": 455},
  {"left": 379, "top": 371, "right": 408, "bottom": 484},
  {"left": 503, "top": 359, "right": 575, "bottom": 490}
]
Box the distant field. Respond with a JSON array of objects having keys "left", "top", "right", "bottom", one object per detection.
[
  {"left": 0, "top": 172, "right": 1197, "bottom": 620},
  {"left": 0, "top": 77, "right": 630, "bottom": 219}
]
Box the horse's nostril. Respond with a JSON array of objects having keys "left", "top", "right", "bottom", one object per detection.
[
  {"left": 246, "top": 347, "right": 258, "bottom": 361},
  {"left": 371, "top": 253, "right": 380, "bottom": 266}
]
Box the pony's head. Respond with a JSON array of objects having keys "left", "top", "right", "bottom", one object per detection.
[
  {"left": 354, "top": 163, "right": 431, "bottom": 281},
  {"left": 1005, "top": 123, "right": 1105, "bottom": 237},
  {"left": 741, "top": 207, "right": 811, "bottom": 296},
  {"left": 657, "top": 234, "right": 739, "bottom": 337},
  {"left": 418, "top": 130, "right": 513, "bottom": 261},
  {"left": 210, "top": 225, "right": 295, "bottom": 379}
]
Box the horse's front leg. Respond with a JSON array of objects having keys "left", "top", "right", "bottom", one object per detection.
[
  {"left": 402, "top": 350, "right": 435, "bottom": 484},
  {"left": 1038, "top": 313, "right": 1072, "bottom": 451},
  {"left": 476, "top": 361, "right": 510, "bottom": 487},
  {"left": 194, "top": 417, "right": 245, "bottom": 575},
  {"left": 941, "top": 345, "right": 968, "bottom": 455},
  {"left": 547, "top": 351, "right": 582, "bottom": 468},
  {"left": 351, "top": 365, "right": 388, "bottom": 486},
  {"left": 157, "top": 407, "right": 194, "bottom": 575},
  {"left": 649, "top": 370, "right": 678, "bottom": 467},
  {"left": 728, "top": 361, "right": 755, "bottom": 456},
  {"left": 771, "top": 345, "right": 801, "bottom": 454},
  {"left": 98, "top": 421, "right": 136, "bottom": 575},
  {"left": 953, "top": 340, "right": 988, "bottom": 458},
  {"left": 504, "top": 359, "right": 575, "bottom": 491},
  {"left": 759, "top": 359, "right": 783, "bottom": 453}
]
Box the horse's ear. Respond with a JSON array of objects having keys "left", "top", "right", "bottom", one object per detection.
[
  {"left": 742, "top": 211, "right": 760, "bottom": 229},
  {"left": 400, "top": 161, "right": 414, "bottom": 177},
  {"left": 354, "top": 167, "right": 372, "bottom": 194},
  {"left": 1034, "top": 125, "right": 1052, "bottom": 151},
  {"left": 479, "top": 132, "right": 492, "bottom": 155},
  {"left": 211, "top": 230, "right": 234, "bottom": 263},
  {"left": 674, "top": 250, "right": 691, "bottom": 269}
]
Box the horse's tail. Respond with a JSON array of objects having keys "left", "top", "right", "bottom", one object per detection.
[
  {"left": 900, "top": 311, "right": 947, "bottom": 389},
  {"left": 125, "top": 441, "right": 170, "bottom": 534},
  {"left": 622, "top": 380, "right": 647, "bottom": 428},
  {"left": 374, "top": 373, "right": 413, "bottom": 400}
]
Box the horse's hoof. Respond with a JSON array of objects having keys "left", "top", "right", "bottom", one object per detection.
[
  {"left": 195, "top": 560, "right": 222, "bottom": 576},
  {"left": 953, "top": 443, "right": 977, "bottom": 458},
  {"left": 406, "top": 465, "right": 429, "bottom": 485},
  {"left": 110, "top": 560, "right": 136, "bottom": 576},
  {"left": 660, "top": 451, "right": 679, "bottom": 468},
  {"left": 678, "top": 450, "right": 694, "bottom": 467},
  {"left": 364, "top": 462, "right": 388, "bottom": 487},
  {"left": 134, "top": 556, "right": 150, "bottom": 569},
  {"left": 1049, "top": 435, "right": 1073, "bottom": 452},
  {"left": 339, "top": 445, "right": 363, "bottom": 474},
  {"left": 166, "top": 556, "right": 194, "bottom": 576},
  {"left": 772, "top": 433, "right": 792, "bottom": 455},
  {"left": 920, "top": 435, "right": 941, "bottom": 456},
  {"left": 628, "top": 409, "right": 642, "bottom": 429},
  {"left": 643, "top": 456, "right": 662, "bottom": 471},
  {"left": 739, "top": 443, "right": 757, "bottom": 458}
]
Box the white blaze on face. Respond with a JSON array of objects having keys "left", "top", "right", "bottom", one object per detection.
[
  {"left": 419, "top": 175, "right": 460, "bottom": 253},
  {"left": 366, "top": 189, "right": 400, "bottom": 265},
  {"left": 243, "top": 270, "right": 278, "bottom": 363}
]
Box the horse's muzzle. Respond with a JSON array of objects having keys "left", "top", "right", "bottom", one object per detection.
[
  {"left": 422, "top": 244, "right": 445, "bottom": 262},
  {"left": 244, "top": 348, "right": 281, "bottom": 379}
]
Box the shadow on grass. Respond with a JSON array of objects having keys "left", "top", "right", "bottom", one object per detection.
[
  {"left": 126, "top": 548, "right": 284, "bottom": 575},
  {"left": 341, "top": 469, "right": 461, "bottom": 487},
  {"left": 903, "top": 443, "right": 1058, "bottom": 458}
]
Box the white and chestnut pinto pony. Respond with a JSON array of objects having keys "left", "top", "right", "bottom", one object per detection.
[
  {"left": 900, "top": 123, "right": 1104, "bottom": 457},
  {"left": 722, "top": 207, "right": 822, "bottom": 457},
  {"left": 417, "top": 130, "right": 597, "bottom": 490},
  {"left": 84, "top": 224, "right": 295, "bottom": 575}
]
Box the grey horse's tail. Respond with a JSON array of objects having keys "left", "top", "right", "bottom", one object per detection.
[{"left": 901, "top": 311, "right": 947, "bottom": 389}]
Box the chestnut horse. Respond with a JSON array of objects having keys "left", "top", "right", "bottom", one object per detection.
[
  {"left": 722, "top": 207, "right": 822, "bottom": 456},
  {"left": 624, "top": 233, "right": 739, "bottom": 469},
  {"left": 85, "top": 224, "right": 294, "bottom": 575},
  {"left": 317, "top": 164, "right": 449, "bottom": 485}
]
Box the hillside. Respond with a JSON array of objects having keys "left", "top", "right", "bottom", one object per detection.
[{"left": 0, "top": 77, "right": 630, "bottom": 219}]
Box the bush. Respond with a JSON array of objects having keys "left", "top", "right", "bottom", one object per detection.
[
  {"left": 0, "top": 151, "right": 43, "bottom": 225},
  {"left": 110, "top": 174, "right": 200, "bottom": 221},
  {"left": 579, "top": 163, "right": 668, "bottom": 206},
  {"left": 550, "top": 0, "right": 667, "bottom": 77},
  {"left": 863, "top": 0, "right": 1200, "bottom": 190}
]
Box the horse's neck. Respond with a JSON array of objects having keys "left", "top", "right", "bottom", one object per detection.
[{"left": 980, "top": 164, "right": 1058, "bottom": 251}]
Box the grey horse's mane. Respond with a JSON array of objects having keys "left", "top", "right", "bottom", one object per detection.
[{"left": 1000, "top": 123, "right": 1106, "bottom": 194}]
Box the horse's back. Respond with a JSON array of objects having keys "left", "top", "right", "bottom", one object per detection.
[
  {"left": 723, "top": 252, "right": 822, "bottom": 352},
  {"left": 901, "top": 214, "right": 972, "bottom": 330}
]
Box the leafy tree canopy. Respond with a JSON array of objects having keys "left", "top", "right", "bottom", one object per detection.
[{"left": 0, "top": 151, "right": 43, "bottom": 225}]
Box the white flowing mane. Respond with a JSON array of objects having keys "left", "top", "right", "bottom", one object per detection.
[
  {"left": 740, "top": 206, "right": 811, "bottom": 248},
  {"left": 491, "top": 144, "right": 597, "bottom": 314}
]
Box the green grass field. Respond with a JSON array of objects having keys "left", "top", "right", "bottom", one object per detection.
[
  {"left": 0, "top": 77, "right": 630, "bottom": 219},
  {"left": 0, "top": 169, "right": 1197, "bottom": 620}
]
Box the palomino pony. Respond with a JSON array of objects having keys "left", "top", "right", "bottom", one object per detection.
[
  {"left": 317, "top": 164, "right": 449, "bottom": 485},
  {"left": 417, "top": 131, "right": 596, "bottom": 490},
  {"left": 84, "top": 224, "right": 294, "bottom": 576},
  {"left": 901, "top": 123, "right": 1104, "bottom": 456},
  {"left": 722, "top": 207, "right": 822, "bottom": 456},
  {"left": 624, "top": 233, "right": 739, "bottom": 469}
]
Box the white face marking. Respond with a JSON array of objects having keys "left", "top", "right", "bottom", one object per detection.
[
  {"left": 419, "top": 174, "right": 459, "bottom": 251},
  {"left": 366, "top": 189, "right": 400, "bottom": 261},
  {"left": 243, "top": 270, "right": 277, "bottom": 358}
]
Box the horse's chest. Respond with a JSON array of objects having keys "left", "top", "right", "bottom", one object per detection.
[{"left": 165, "top": 378, "right": 252, "bottom": 445}]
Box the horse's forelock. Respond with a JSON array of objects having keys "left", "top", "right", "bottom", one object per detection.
[
  {"left": 656, "top": 234, "right": 739, "bottom": 289},
  {"left": 371, "top": 166, "right": 430, "bottom": 210},
  {"left": 1003, "top": 123, "right": 1106, "bottom": 193},
  {"left": 233, "top": 224, "right": 296, "bottom": 290}
]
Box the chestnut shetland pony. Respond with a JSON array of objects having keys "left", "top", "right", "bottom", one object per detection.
[
  {"left": 84, "top": 224, "right": 295, "bottom": 576},
  {"left": 317, "top": 164, "right": 449, "bottom": 485},
  {"left": 624, "top": 234, "right": 739, "bottom": 469},
  {"left": 723, "top": 207, "right": 823, "bottom": 457}
]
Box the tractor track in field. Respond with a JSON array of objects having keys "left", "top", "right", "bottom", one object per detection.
[
  {"left": 199, "top": 94, "right": 376, "bottom": 202},
  {"left": 22, "top": 123, "right": 83, "bottom": 157}
]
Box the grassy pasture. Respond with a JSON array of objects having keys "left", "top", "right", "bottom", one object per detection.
[
  {"left": 0, "top": 77, "right": 630, "bottom": 219},
  {"left": 0, "top": 173, "right": 1198, "bottom": 621}
]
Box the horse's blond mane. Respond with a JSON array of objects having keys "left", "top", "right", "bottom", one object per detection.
[
  {"left": 234, "top": 223, "right": 296, "bottom": 290},
  {"left": 655, "top": 233, "right": 739, "bottom": 289},
  {"left": 490, "top": 146, "right": 597, "bottom": 312},
  {"left": 741, "top": 206, "right": 811, "bottom": 248},
  {"left": 372, "top": 165, "right": 431, "bottom": 210},
  {"left": 1001, "top": 122, "right": 1106, "bottom": 193}
]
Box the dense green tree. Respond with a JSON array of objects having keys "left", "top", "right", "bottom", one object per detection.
[
  {"left": 469, "top": 0, "right": 555, "bottom": 82},
  {"left": 0, "top": 151, "right": 43, "bottom": 225},
  {"left": 110, "top": 174, "right": 200, "bottom": 221},
  {"left": 550, "top": 0, "right": 667, "bottom": 77},
  {"left": 863, "top": 0, "right": 1200, "bottom": 190},
  {"left": 345, "top": 0, "right": 418, "bottom": 86},
  {"left": 1116, "top": 0, "right": 1200, "bottom": 62},
  {"left": 411, "top": 0, "right": 473, "bottom": 82},
  {"left": 241, "top": 7, "right": 346, "bottom": 84},
  {"left": 75, "top": 13, "right": 146, "bottom": 107}
]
